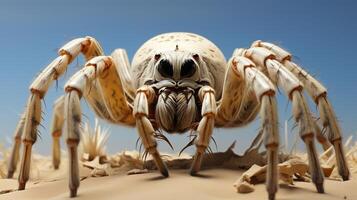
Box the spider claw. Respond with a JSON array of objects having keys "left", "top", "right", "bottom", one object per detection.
[
  {"left": 211, "top": 136, "right": 218, "bottom": 151},
  {"left": 190, "top": 151, "right": 203, "bottom": 176},
  {"left": 70, "top": 188, "right": 78, "bottom": 198},
  {"left": 151, "top": 151, "right": 169, "bottom": 177},
  {"left": 179, "top": 135, "right": 197, "bottom": 156},
  {"left": 18, "top": 181, "right": 26, "bottom": 190},
  {"left": 139, "top": 143, "right": 143, "bottom": 155},
  {"left": 160, "top": 166, "right": 169, "bottom": 178},
  {"left": 268, "top": 193, "right": 276, "bottom": 200},
  {"left": 342, "top": 175, "right": 350, "bottom": 181},
  {"left": 316, "top": 183, "right": 325, "bottom": 193},
  {"left": 135, "top": 137, "right": 140, "bottom": 149},
  {"left": 154, "top": 132, "right": 174, "bottom": 151}
]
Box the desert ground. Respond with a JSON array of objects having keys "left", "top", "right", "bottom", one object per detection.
[
  {"left": 0, "top": 164, "right": 356, "bottom": 200},
  {"left": 0, "top": 148, "right": 356, "bottom": 200},
  {"left": 1, "top": 123, "right": 356, "bottom": 200}
]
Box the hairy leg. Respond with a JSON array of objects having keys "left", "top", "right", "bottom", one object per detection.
[
  {"left": 235, "top": 47, "right": 325, "bottom": 192},
  {"left": 11, "top": 36, "right": 104, "bottom": 190},
  {"left": 216, "top": 56, "right": 279, "bottom": 200},
  {"left": 133, "top": 86, "right": 169, "bottom": 177},
  {"left": 253, "top": 41, "right": 350, "bottom": 180},
  {"left": 64, "top": 55, "right": 134, "bottom": 197},
  {"left": 190, "top": 86, "right": 217, "bottom": 175}
]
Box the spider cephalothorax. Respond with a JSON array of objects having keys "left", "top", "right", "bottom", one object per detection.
[{"left": 7, "top": 32, "right": 350, "bottom": 200}]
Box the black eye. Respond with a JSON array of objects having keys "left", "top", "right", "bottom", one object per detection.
[
  {"left": 157, "top": 59, "right": 173, "bottom": 78},
  {"left": 180, "top": 60, "right": 197, "bottom": 78}
]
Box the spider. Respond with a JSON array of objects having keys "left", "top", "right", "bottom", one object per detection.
[{"left": 6, "top": 32, "right": 349, "bottom": 200}]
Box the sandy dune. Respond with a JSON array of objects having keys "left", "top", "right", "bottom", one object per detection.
[{"left": 1, "top": 167, "right": 356, "bottom": 200}]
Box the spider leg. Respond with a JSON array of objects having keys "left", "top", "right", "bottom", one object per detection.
[
  {"left": 17, "top": 91, "right": 42, "bottom": 190},
  {"left": 50, "top": 96, "right": 65, "bottom": 170},
  {"left": 236, "top": 47, "right": 324, "bottom": 193},
  {"left": 49, "top": 49, "right": 135, "bottom": 172},
  {"left": 64, "top": 55, "right": 134, "bottom": 197},
  {"left": 216, "top": 55, "right": 279, "bottom": 200},
  {"left": 8, "top": 37, "right": 103, "bottom": 190},
  {"left": 190, "top": 86, "right": 217, "bottom": 175},
  {"left": 64, "top": 90, "right": 81, "bottom": 198},
  {"left": 235, "top": 57, "right": 279, "bottom": 200},
  {"left": 133, "top": 86, "right": 169, "bottom": 177},
  {"left": 253, "top": 41, "right": 350, "bottom": 181},
  {"left": 6, "top": 113, "right": 25, "bottom": 178}
]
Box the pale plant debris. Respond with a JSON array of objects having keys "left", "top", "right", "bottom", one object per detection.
[
  {"left": 233, "top": 158, "right": 332, "bottom": 193},
  {"left": 127, "top": 168, "right": 149, "bottom": 175},
  {"left": 81, "top": 141, "right": 287, "bottom": 177},
  {"left": 80, "top": 119, "right": 110, "bottom": 162},
  {"left": 234, "top": 135, "right": 357, "bottom": 194}
]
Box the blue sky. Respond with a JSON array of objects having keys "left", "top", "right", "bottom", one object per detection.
[{"left": 0, "top": 0, "right": 356, "bottom": 155}]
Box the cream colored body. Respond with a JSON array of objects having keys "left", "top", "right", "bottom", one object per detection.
[{"left": 6, "top": 32, "right": 350, "bottom": 200}]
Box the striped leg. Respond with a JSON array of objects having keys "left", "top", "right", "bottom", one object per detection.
[
  {"left": 13, "top": 36, "right": 104, "bottom": 190},
  {"left": 18, "top": 93, "right": 41, "bottom": 190},
  {"left": 236, "top": 47, "right": 324, "bottom": 192},
  {"left": 253, "top": 41, "right": 350, "bottom": 181},
  {"left": 51, "top": 96, "right": 65, "bottom": 170},
  {"left": 216, "top": 56, "right": 279, "bottom": 200},
  {"left": 7, "top": 113, "right": 25, "bottom": 178},
  {"left": 64, "top": 90, "right": 81, "bottom": 198},
  {"left": 133, "top": 86, "right": 169, "bottom": 177},
  {"left": 190, "top": 86, "right": 217, "bottom": 175},
  {"left": 64, "top": 55, "right": 134, "bottom": 197}
]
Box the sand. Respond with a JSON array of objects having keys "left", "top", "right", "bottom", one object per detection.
[
  {"left": 1, "top": 136, "right": 356, "bottom": 200},
  {"left": 1, "top": 165, "right": 356, "bottom": 200}
]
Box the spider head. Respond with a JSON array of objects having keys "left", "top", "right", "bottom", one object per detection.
[{"left": 153, "top": 51, "right": 201, "bottom": 82}]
